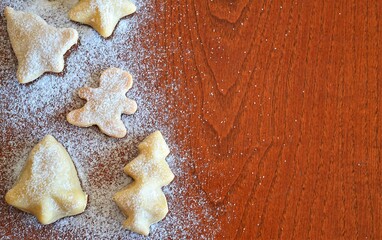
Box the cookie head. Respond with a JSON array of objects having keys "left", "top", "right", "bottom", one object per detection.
[{"left": 100, "top": 68, "right": 133, "bottom": 92}]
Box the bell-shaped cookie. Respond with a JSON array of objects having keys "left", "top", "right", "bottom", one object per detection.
[{"left": 5, "top": 135, "right": 87, "bottom": 225}]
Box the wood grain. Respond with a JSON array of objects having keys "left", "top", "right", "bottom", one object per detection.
[
  {"left": 164, "top": 0, "right": 382, "bottom": 238},
  {"left": 1, "top": 0, "right": 381, "bottom": 239}
]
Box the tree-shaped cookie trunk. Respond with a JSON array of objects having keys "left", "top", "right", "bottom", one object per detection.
[{"left": 113, "top": 131, "right": 175, "bottom": 236}]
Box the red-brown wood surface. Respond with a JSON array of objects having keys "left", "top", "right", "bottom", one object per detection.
[
  {"left": 173, "top": 0, "right": 382, "bottom": 238},
  {"left": 1, "top": 0, "right": 382, "bottom": 239}
]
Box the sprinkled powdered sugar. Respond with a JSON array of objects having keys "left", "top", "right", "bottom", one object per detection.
[
  {"left": 28, "top": 141, "right": 71, "bottom": 197},
  {"left": 0, "top": 0, "right": 219, "bottom": 239}
]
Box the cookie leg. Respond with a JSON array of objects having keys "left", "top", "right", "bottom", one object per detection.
[
  {"left": 67, "top": 109, "right": 93, "bottom": 127},
  {"left": 99, "top": 119, "right": 127, "bottom": 138}
]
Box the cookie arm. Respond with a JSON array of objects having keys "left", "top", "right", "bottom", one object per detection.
[
  {"left": 77, "top": 87, "right": 92, "bottom": 100},
  {"left": 123, "top": 98, "right": 137, "bottom": 115}
]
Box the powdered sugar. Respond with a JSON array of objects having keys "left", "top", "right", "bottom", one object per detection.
[
  {"left": 0, "top": 0, "right": 218, "bottom": 239},
  {"left": 29, "top": 139, "right": 71, "bottom": 196}
]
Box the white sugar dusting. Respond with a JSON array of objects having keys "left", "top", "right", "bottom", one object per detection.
[
  {"left": 29, "top": 142, "right": 69, "bottom": 197},
  {"left": 0, "top": 0, "right": 218, "bottom": 239}
]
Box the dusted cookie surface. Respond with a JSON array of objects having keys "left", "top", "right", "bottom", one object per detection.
[
  {"left": 113, "top": 131, "right": 175, "bottom": 236},
  {"left": 69, "top": 0, "right": 136, "bottom": 38},
  {"left": 67, "top": 68, "right": 137, "bottom": 138},
  {"left": 5, "top": 135, "right": 88, "bottom": 225},
  {"left": 4, "top": 7, "right": 78, "bottom": 84}
]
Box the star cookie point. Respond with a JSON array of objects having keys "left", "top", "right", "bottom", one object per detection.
[{"left": 69, "top": 0, "right": 137, "bottom": 38}]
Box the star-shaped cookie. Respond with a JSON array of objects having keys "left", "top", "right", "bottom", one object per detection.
[
  {"left": 69, "top": 0, "right": 136, "bottom": 38},
  {"left": 5, "top": 135, "right": 88, "bottom": 225},
  {"left": 4, "top": 7, "right": 78, "bottom": 84},
  {"left": 67, "top": 68, "right": 137, "bottom": 138}
]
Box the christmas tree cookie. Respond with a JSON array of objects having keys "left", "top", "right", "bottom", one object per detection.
[
  {"left": 4, "top": 7, "right": 78, "bottom": 84},
  {"left": 5, "top": 135, "right": 87, "bottom": 225},
  {"left": 67, "top": 68, "right": 137, "bottom": 138},
  {"left": 69, "top": 0, "right": 136, "bottom": 38},
  {"left": 113, "top": 131, "right": 175, "bottom": 236}
]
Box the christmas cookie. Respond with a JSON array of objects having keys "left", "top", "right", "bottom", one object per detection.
[
  {"left": 4, "top": 7, "right": 78, "bottom": 84},
  {"left": 113, "top": 131, "right": 175, "bottom": 235},
  {"left": 69, "top": 0, "right": 136, "bottom": 38},
  {"left": 5, "top": 135, "right": 88, "bottom": 225},
  {"left": 67, "top": 68, "right": 137, "bottom": 138}
]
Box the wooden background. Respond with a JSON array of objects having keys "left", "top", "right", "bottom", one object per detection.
[
  {"left": 168, "top": 0, "right": 382, "bottom": 239},
  {"left": 1, "top": 0, "right": 382, "bottom": 239}
]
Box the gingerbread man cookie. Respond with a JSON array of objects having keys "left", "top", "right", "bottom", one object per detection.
[
  {"left": 69, "top": 0, "right": 136, "bottom": 38},
  {"left": 5, "top": 7, "right": 78, "bottom": 84},
  {"left": 67, "top": 68, "right": 137, "bottom": 138}
]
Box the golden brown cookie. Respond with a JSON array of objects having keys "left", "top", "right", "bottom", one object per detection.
[{"left": 67, "top": 68, "right": 137, "bottom": 138}]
